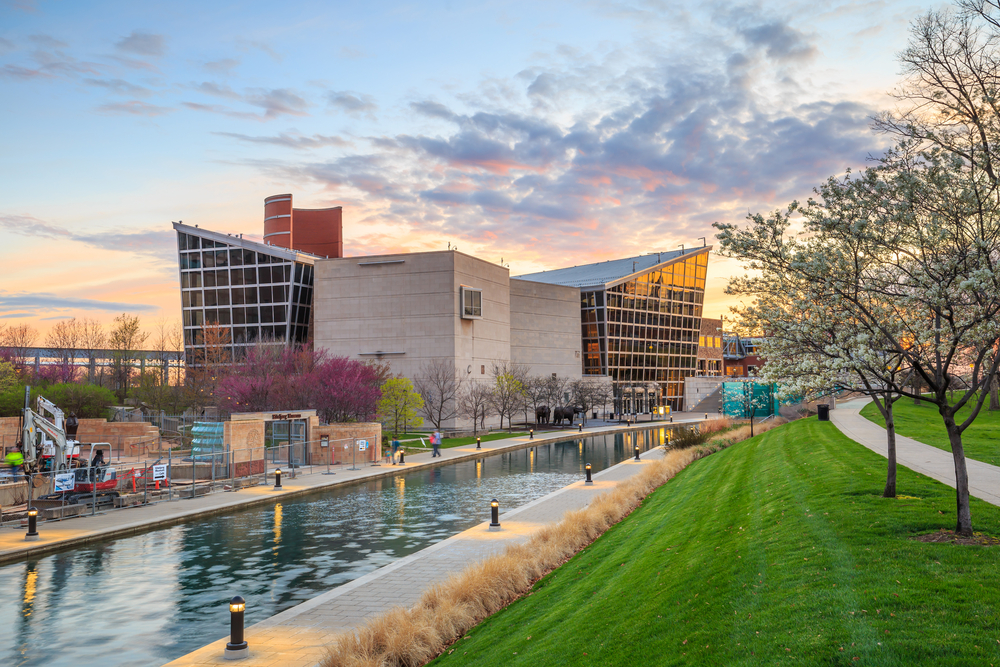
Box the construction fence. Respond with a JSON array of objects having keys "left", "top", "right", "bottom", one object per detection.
[{"left": 0, "top": 435, "right": 379, "bottom": 528}]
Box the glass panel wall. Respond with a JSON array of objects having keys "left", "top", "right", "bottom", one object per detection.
[
  {"left": 591, "top": 252, "right": 708, "bottom": 413},
  {"left": 177, "top": 231, "right": 315, "bottom": 367}
]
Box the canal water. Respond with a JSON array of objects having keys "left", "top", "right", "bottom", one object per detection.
[{"left": 0, "top": 428, "right": 669, "bottom": 667}]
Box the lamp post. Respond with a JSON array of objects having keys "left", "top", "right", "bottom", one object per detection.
[
  {"left": 585, "top": 463, "right": 593, "bottom": 484},
  {"left": 225, "top": 595, "right": 249, "bottom": 659},
  {"left": 25, "top": 508, "right": 39, "bottom": 541},
  {"left": 272, "top": 468, "right": 282, "bottom": 491},
  {"left": 488, "top": 499, "right": 500, "bottom": 531},
  {"left": 476, "top": 436, "right": 481, "bottom": 450},
  {"left": 634, "top": 445, "right": 640, "bottom": 461}
]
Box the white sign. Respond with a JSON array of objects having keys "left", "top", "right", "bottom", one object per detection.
[
  {"left": 357, "top": 440, "right": 368, "bottom": 451},
  {"left": 54, "top": 472, "right": 75, "bottom": 492},
  {"left": 152, "top": 464, "right": 168, "bottom": 481}
]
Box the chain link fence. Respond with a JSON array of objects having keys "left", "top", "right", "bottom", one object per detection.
[{"left": 0, "top": 436, "right": 367, "bottom": 528}]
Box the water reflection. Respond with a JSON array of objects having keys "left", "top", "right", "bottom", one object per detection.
[{"left": 0, "top": 428, "right": 673, "bottom": 667}]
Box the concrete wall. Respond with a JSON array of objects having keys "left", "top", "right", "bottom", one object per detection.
[
  {"left": 313, "top": 250, "right": 512, "bottom": 413},
  {"left": 509, "top": 278, "right": 582, "bottom": 378},
  {"left": 684, "top": 376, "right": 726, "bottom": 411}
]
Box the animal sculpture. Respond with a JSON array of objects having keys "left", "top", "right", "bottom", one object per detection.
[
  {"left": 535, "top": 405, "right": 550, "bottom": 424},
  {"left": 552, "top": 406, "right": 576, "bottom": 425}
]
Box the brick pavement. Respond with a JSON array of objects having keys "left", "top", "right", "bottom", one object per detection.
[{"left": 161, "top": 448, "right": 666, "bottom": 667}]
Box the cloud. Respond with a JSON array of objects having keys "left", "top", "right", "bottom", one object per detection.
[
  {"left": 0, "top": 37, "right": 14, "bottom": 54},
  {"left": 194, "top": 81, "right": 241, "bottom": 99},
  {"left": 28, "top": 34, "right": 67, "bottom": 49},
  {"left": 0, "top": 214, "right": 175, "bottom": 257},
  {"left": 245, "top": 88, "right": 309, "bottom": 118},
  {"left": 0, "top": 292, "right": 159, "bottom": 314},
  {"left": 214, "top": 131, "right": 351, "bottom": 149},
  {"left": 340, "top": 46, "right": 368, "bottom": 59},
  {"left": 328, "top": 91, "right": 377, "bottom": 117},
  {"left": 115, "top": 30, "right": 166, "bottom": 58},
  {"left": 85, "top": 77, "right": 151, "bottom": 97},
  {"left": 204, "top": 58, "right": 239, "bottom": 74},
  {"left": 97, "top": 100, "right": 172, "bottom": 116},
  {"left": 0, "top": 64, "right": 53, "bottom": 80}
]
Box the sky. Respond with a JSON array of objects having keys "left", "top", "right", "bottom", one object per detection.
[{"left": 0, "top": 0, "right": 931, "bottom": 336}]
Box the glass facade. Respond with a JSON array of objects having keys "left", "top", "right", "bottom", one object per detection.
[
  {"left": 579, "top": 251, "right": 708, "bottom": 412},
  {"left": 176, "top": 229, "right": 315, "bottom": 366}
]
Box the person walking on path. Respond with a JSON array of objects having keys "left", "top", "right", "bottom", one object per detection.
[
  {"left": 432, "top": 431, "right": 442, "bottom": 457},
  {"left": 391, "top": 437, "right": 400, "bottom": 465}
]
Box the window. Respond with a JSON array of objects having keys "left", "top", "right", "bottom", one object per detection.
[{"left": 461, "top": 286, "right": 483, "bottom": 319}]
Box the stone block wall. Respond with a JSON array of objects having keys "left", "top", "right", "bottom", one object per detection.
[
  {"left": 309, "top": 419, "right": 381, "bottom": 465},
  {"left": 225, "top": 420, "right": 265, "bottom": 477}
]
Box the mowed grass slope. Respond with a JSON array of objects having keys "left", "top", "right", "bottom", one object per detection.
[
  {"left": 861, "top": 392, "right": 1000, "bottom": 465},
  {"left": 430, "top": 420, "right": 1000, "bottom": 667}
]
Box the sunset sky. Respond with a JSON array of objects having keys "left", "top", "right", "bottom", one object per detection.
[{"left": 0, "top": 0, "right": 923, "bottom": 335}]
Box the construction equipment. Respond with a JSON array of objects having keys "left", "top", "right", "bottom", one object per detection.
[
  {"left": 38, "top": 442, "right": 118, "bottom": 508},
  {"left": 18, "top": 388, "right": 81, "bottom": 475}
]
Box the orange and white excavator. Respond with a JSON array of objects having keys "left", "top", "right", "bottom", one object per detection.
[{"left": 18, "top": 390, "right": 80, "bottom": 475}]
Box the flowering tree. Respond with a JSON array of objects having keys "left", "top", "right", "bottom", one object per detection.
[
  {"left": 215, "top": 344, "right": 381, "bottom": 422},
  {"left": 717, "top": 144, "right": 1000, "bottom": 536}
]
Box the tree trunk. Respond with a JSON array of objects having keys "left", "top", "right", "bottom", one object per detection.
[
  {"left": 883, "top": 398, "right": 897, "bottom": 498},
  {"left": 913, "top": 377, "right": 921, "bottom": 406},
  {"left": 944, "top": 417, "right": 973, "bottom": 537},
  {"left": 990, "top": 374, "right": 999, "bottom": 411}
]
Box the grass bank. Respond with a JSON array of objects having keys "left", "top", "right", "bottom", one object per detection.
[
  {"left": 427, "top": 419, "right": 1000, "bottom": 666},
  {"left": 860, "top": 391, "right": 1000, "bottom": 466},
  {"left": 389, "top": 432, "right": 530, "bottom": 452}
]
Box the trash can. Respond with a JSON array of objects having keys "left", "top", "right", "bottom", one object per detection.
[{"left": 817, "top": 404, "right": 830, "bottom": 421}]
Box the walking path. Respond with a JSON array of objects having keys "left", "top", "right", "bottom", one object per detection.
[
  {"left": 831, "top": 398, "right": 1000, "bottom": 506},
  {"left": 162, "top": 445, "right": 665, "bottom": 667},
  {"left": 0, "top": 419, "right": 698, "bottom": 566}
]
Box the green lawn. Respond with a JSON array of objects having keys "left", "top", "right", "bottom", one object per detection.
[
  {"left": 430, "top": 419, "right": 1000, "bottom": 666},
  {"left": 390, "top": 431, "right": 529, "bottom": 450},
  {"left": 861, "top": 392, "right": 1000, "bottom": 466}
]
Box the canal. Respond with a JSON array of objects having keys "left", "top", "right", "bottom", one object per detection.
[{"left": 0, "top": 428, "right": 670, "bottom": 667}]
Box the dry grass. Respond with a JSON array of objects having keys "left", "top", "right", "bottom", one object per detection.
[
  {"left": 322, "top": 420, "right": 784, "bottom": 667},
  {"left": 699, "top": 415, "right": 733, "bottom": 435}
]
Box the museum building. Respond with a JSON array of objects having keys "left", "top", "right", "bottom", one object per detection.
[{"left": 174, "top": 196, "right": 711, "bottom": 415}]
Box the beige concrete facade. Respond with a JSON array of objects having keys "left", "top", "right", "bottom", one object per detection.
[
  {"left": 509, "top": 278, "right": 582, "bottom": 378},
  {"left": 313, "top": 250, "right": 510, "bottom": 383}
]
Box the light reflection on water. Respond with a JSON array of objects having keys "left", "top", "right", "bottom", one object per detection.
[{"left": 0, "top": 428, "right": 668, "bottom": 667}]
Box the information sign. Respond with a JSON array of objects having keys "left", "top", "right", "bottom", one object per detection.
[
  {"left": 54, "top": 472, "right": 75, "bottom": 492},
  {"left": 357, "top": 440, "right": 368, "bottom": 451},
  {"left": 152, "top": 464, "right": 168, "bottom": 481}
]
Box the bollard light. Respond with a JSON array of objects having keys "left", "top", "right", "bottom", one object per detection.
[
  {"left": 705, "top": 412, "right": 708, "bottom": 420},
  {"left": 224, "top": 595, "right": 249, "bottom": 659},
  {"left": 399, "top": 450, "right": 405, "bottom": 464},
  {"left": 273, "top": 469, "right": 282, "bottom": 490},
  {"left": 669, "top": 417, "right": 673, "bottom": 423},
  {"left": 530, "top": 429, "right": 533, "bottom": 439},
  {"left": 578, "top": 423, "right": 582, "bottom": 432},
  {"left": 25, "top": 508, "right": 39, "bottom": 542},
  {"left": 489, "top": 498, "right": 500, "bottom": 530},
  {"left": 476, "top": 436, "right": 481, "bottom": 450},
  {"left": 634, "top": 445, "right": 641, "bottom": 461},
  {"left": 585, "top": 463, "right": 593, "bottom": 484}
]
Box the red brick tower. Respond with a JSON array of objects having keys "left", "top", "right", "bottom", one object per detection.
[{"left": 263, "top": 194, "right": 343, "bottom": 258}]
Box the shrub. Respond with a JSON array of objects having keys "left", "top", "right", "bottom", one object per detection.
[{"left": 39, "top": 383, "right": 116, "bottom": 418}]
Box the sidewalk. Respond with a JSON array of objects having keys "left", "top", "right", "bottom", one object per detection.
[
  {"left": 162, "top": 446, "right": 667, "bottom": 667},
  {"left": 0, "top": 421, "right": 686, "bottom": 567},
  {"left": 831, "top": 399, "right": 1000, "bottom": 506}
]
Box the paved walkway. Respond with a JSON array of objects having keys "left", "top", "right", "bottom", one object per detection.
[
  {"left": 0, "top": 420, "right": 701, "bottom": 566},
  {"left": 161, "top": 445, "right": 665, "bottom": 667},
  {"left": 831, "top": 398, "right": 1000, "bottom": 506}
]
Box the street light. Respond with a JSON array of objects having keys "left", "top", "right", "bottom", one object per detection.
[
  {"left": 225, "top": 595, "right": 249, "bottom": 659},
  {"left": 25, "top": 508, "right": 39, "bottom": 541},
  {"left": 489, "top": 499, "right": 501, "bottom": 531}
]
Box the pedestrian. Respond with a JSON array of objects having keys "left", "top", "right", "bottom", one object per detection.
[
  {"left": 432, "top": 430, "right": 442, "bottom": 457},
  {"left": 4, "top": 451, "right": 24, "bottom": 480},
  {"left": 391, "top": 437, "right": 400, "bottom": 465}
]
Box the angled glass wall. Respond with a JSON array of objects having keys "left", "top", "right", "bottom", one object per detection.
[
  {"left": 176, "top": 228, "right": 315, "bottom": 366},
  {"left": 580, "top": 251, "right": 707, "bottom": 413}
]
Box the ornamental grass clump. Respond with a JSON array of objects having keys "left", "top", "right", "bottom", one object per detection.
[{"left": 322, "top": 445, "right": 705, "bottom": 667}]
